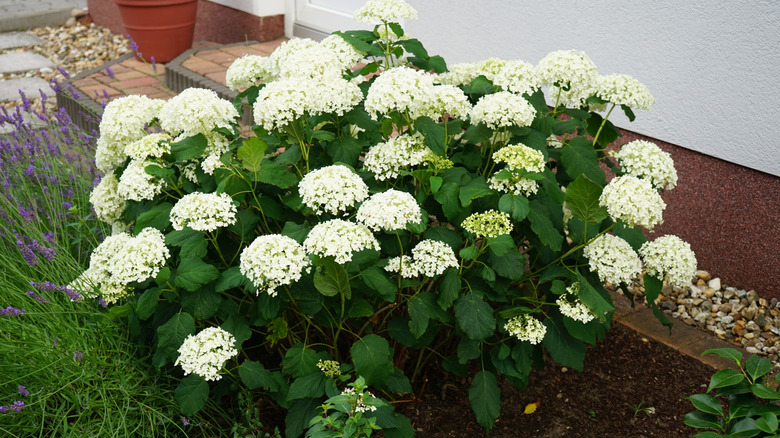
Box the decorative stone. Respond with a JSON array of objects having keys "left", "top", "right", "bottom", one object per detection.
[
  {"left": 702, "top": 288, "right": 716, "bottom": 299},
  {"left": 708, "top": 278, "right": 721, "bottom": 291},
  {"left": 746, "top": 346, "right": 761, "bottom": 354},
  {"left": 696, "top": 270, "right": 712, "bottom": 282}
]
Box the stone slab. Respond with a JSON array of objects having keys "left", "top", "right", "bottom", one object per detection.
[
  {"left": 0, "top": 76, "right": 53, "bottom": 102},
  {"left": 0, "top": 109, "right": 49, "bottom": 134},
  {"left": 0, "top": 31, "right": 44, "bottom": 50},
  {"left": 0, "top": 51, "right": 54, "bottom": 74}
]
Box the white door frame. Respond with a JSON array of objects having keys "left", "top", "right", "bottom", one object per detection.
[{"left": 285, "top": 0, "right": 369, "bottom": 40}]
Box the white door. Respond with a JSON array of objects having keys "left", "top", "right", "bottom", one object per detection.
[{"left": 291, "top": 0, "right": 369, "bottom": 40}]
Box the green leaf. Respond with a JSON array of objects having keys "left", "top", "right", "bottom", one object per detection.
[
  {"left": 286, "top": 398, "right": 321, "bottom": 438},
  {"left": 751, "top": 383, "right": 780, "bottom": 400},
  {"left": 746, "top": 354, "right": 772, "bottom": 382},
  {"left": 237, "top": 137, "right": 268, "bottom": 173},
  {"left": 488, "top": 249, "right": 524, "bottom": 281},
  {"left": 313, "top": 259, "right": 351, "bottom": 299},
  {"left": 144, "top": 163, "right": 174, "bottom": 180},
  {"left": 459, "top": 177, "right": 493, "bottom": 207},
  {"left": 359, "top": 266, "right": 396, "bottom": 302},
  {"left": 730, "top": 417, "right": 760, "bottom": 437},
  {"left": 408, "top": 294, "right": 431, "bottom": 338},
  {"left": 348, "top": 299, "right": 374, "bottom": 318},
  {"left": 486, "top": 234, "right": 515, "bottom": 257},
  {"left": 165, "top": 229, "right": 207, "bottom": 259},
  {"left": 323, "top": 137, "right": 363, "bottom": 167},
  {"left": 437, "top": 268, "right": 461, "bottom": 310},
  {"left": 561, "top": 137, "right": 606, "bottom": 184},
  {"left": 691, "top": 433, "right": 725, "bottom": 438},
  {"left": 281, "top": 221, "right": 310, "bottom": 244},
  {"left": 469, "top": 370, "right": 500, "bottom": 433},
  {"left": 543, "top": 315, "right": 586, "bottom": 371},
  {"left": 386, "top": 367, "right": 413, "bottom": 394},
  {"left": 215, "top": 266, "right": 245, "bottom": 292},
  {"left": 688, "top": 394, "right": 723, "bottom": 416},
  {"left": 454, "top": 291, "right": 496, "bottom": 341},
  {"left": 156, "top": 312, "right": 195, "bottom": 362},
  {"left": 287, "top": 372, "right": 326, "bottom": 401},
  {"left": 170, "top": 133, "right": 207, "bottom": 161},
  {"left": 756, "top": 412, "right": 778, "bottom": 434},
  {"left": 429, "top": 175, "right": 443, "bottom": 194},
  {"left": 181, "top": 286, "right": 221, "bottom": 319},
  {"left": 702, "top": 348, "right": 743, "bottom": 366},
  {"left": 433, "top": 182, "right": 462, "bottom": 222},
  {"left": 459, "top": 246, "right": 479, "bottom": 260},
  {"left": 221, "top": 314, "right": 252, "bottom": 346},
  {"left": 683, "top": 411, "right": 723, "bottom": 430},
  {"left": 135, "top": 202, "right": 173, "bottom": 232},
  {"left": 227, "top": 208, "right": 260, "bottom": 242},
  {"left": 708, "top": 369, "right": 746, "bottom": 392},
  {"left": 175, "top": 374, "right": 209, "bottom": 416},
  {"left": 415, "top": 116, "right": 446, "bottom": 155},
  {"left": 498, "top": 194, "right": 530, "bottom": 222},
  {"left": 351, "top": 334, "right": 394, "bottom": 386},
  {"left": 255, "top": 160, "right": 298, "bottom": 188},
  {"left": 457, "top": 336, "right": 480, "bottom": 364},
  {"left": 644, "top": 273, "right": 674, "bottom": 331},
  {"left": 577, "top": 275, "right": 613, "bottom": 322},
  {"left": 175, "top": 257, "right": 221, "bottom": 292},
  {"left": 135, "top": 287, "right": 162, "bottom": 320},
  {"left": 564, "top": 175, "right": 608, "bottom": 223},
  {"left": 239, "top": 360, "right": 279, "bottom": 391},
  {"left": 282, "top": 344, "right": 320, "bottom": 379},
  {"left": 612, "top": 222, "right": 648, "bottom": 251},
  {"left": 527, "top": 200, "right": 564, "bottom": 251},
  {"left": 462, "top": 122, "right": 493, "bottom": 144}
]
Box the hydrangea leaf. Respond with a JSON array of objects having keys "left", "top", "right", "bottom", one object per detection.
[
  {"left": 237, "top": 137, "right": 267, "bottom": 173},
  {"left": 165, "top": 229, "right": 207, "bottom": 259},
  {"left": 436, "top": 268, "right": 461, "bottom": 311},
  {"left": 564, "top": 175, "right": 608, "bottom": 223},
  {"left": 135, "top": 202, "right": 172, "bottom": 233},
  {"left": 313, "top": 259, "right": 351, "bottom": 299},
  {"left": 135, "top": 286, "right": 162, "bottom": 321},
  {"left": 286, "top": 371, "right": 326, "bottom": 401},
  {"left": 469, "top": 370, "right": 500, "bottom": 433},
  {"left": 359, "top": 266, "right": 396, "bottom": 302},
  {"left": 174, "top": 374, "right": 209, "bottom": 416},
  {"left": 282, "top": 344, "right": 320, "bottom": 379},
  {"left": 408, "top": 294, "right": 432, "bottom": 338},
  {"left": 527, "top": 200, "right": 564, "bottom": 251},
  {"left": 175, "top": 257, "right": 220, "bottom": 292},
  {"left": 351, "top": 334, "right": 394, "bottom": 386},
  {"left": 454, "top": 291, "right": 496, "bottom": 341},
  {"left": 561, "top": 137, "right": 605, "bottom": 184},
  {"left": 156, "top": 312, "right": 195, "bottom": 362},
  {"left": 433, "top": 182, "right": 462, "bottom": 222},
  {"left": 542, "top": 314, "right": 586, "bottom": 371},
  {"left": 414, "top": 116, "right": 446, "bottom": 156},
  {"left": 221, "top": 314, "right": 252, "bottom": 347},
  {"left": 255, "top": 159, "right": 298, "bottom": 188},
  {"left": 286, "top": 398, "right": 321, "bottom": 438},
  {"left": 181, "top": 286, "right": 221, "bottom": 319},
  {"left": 498, "top": 193, "right": 530, "bottom": 222},
  {"left": 239, "top": 360, "right": 278, "bottom": 391},
  {"left": 215, "top": 266, "right": 244, "bottom": 292},
  {"left": 170, "top": 133, "right": 207, "bottom": 162},
  {"left": 323, "top": 137, "right": 362, "bottom": 167},
  {"left": 459, "top": 176, "right": 493, "bottom": 207},
  {"left": 488, "top": 248, "right": 524, "bottom": 281},
  {"left": 577, "top": 274, "right": 613, "bottom": 322}
]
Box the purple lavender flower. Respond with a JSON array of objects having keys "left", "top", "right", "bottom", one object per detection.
[
  {"left": 151, "top": 56, "right": 157, "bottom": 73},
  {"left": 0, "top": 401, "right": 25, "bottom": 413},
  {"left": 52, "top": 337, "right": 58, "bottom": 347},
  {"left": 98, "top": 298, "right": 107, "bottom": 308},
  {"left": 0, "top": 307, "right": 25, "bottom": 316},
  {"left": 29, "top": 281, "right": 81, "bottom": 301},
  {"left": 181, "top": 416, "right": 191, "bottom": 426},
  {"left": 25, "top": 290, "right": 50, "bottom": 304},
  {"left": 17, "top": 386, "right": 29, "bottom": 397},
  {"left": 74, "top": 350, "right": 83, "bottom": 360},
  {"left": 56, "top": 66, "right": 70, "bottom": 79},
  {"left": 105, "top": 66, "right": 115, "bottom": 79}
]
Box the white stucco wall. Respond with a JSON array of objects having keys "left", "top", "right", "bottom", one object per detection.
[
  {"left": 404, "top": 0, "right": 780, "bottom": 176},
  {"left": 207, "top": 0, "right": 284, "bottom": 16}
]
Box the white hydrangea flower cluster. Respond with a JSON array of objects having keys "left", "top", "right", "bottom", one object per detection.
[
  {"left": 363, "top": 132, "right": 430, "bottom": 180},
  {"left": 175, "top": 327, "right": 238, "bottom": 381},
  {"left": 489, "top": 172, "right": 541, "bottom": 197},
  {"left": 95, "top": 95, "right": 164, "bottom": 173},
  {"left": 267, "top": 38, "right": 319, "bottom": 75},
  {"left": 321, "top": 34, "right": 365, "bottom": 69},
  {"left": 556, "top": 283, "right": 596, "bottom": 323},
  {"left": 317, "top": 359, "right": 341, "bottom": 378},
  {"left": 364, "top": 66, "right": 435, "bottom": 120},
  {"left": 117, "top": 159, "right": 166, "bottom": 201},
  {"left": 612, "top": 140, "right": 677, "bottom": 190},
  {"left": 505, "top": 314, "right": 546, "bottom": 344},
  {"left": 340, "top": 387, "right": 378, "bottom": 413},
  {"left": 414, "top": 84, "right": 472, "bottom": 120},
  {"left": 124, "top": 133, "right": 171, "bottom": 161},
  {"left": 159, "top": 88, "right": 238, "bottom": 139},
  {"left": 437, "top": 58, "right": 507, "bottom": 86},
  {"left": 384, "top": 255, "right": 417, "bottom": 278},
  {"left": 461, "top": 210, "right": 513, "bottom": 238},
  {"left": 90, "top": 174, "right": 125, "bottom": 224},
  {"left": 353, "top": 0, "right": 417, "bottom": 23},
  {"left": 597, "top": 74, "right": 654, "bottom": 111},
  {"left": 278, "top": 44, "right": 345, "bottom": 80},
  {"left": 303, "top": 219, "right": 380, "bottom": 264},
  {"left": 493, "top": 60, "right": 541, "bottom": 96},
  {"left": 170, "top": 192, "right": 238, "bottom": 232},
  {"left": 583, "top": 234, "right": 642, "bottom": 285},
  {"left": 356, "top": 189, "right": 422, "bottom": 232},
  {"left": 408, "top": 239, "right": 458, "bottom": 277},
  {"left": 253, "top": 77, "right": 362, "bottom": 131},
  {"left": 81, "top": 228, "right": 170, "bottom": 304},
  {"left": 298, "top": 165, "right": 369, "bottom": 215},
  {"left": 225, "top": 54, "right": 273, "bottom": 91},
  {"left": 639, "top": 235, "right": 697, "bottom": 288},
  {"left": 470, "top": 91, "right": 537, "bottom": 129},
  {"left": 546, "top": 135, "right": 564, "bottom": 149},
  {"left": 536, "top": 49, "right": 598, "bottom": 107},
  {"left": 492, "top": 143, "right": 546, "bottom": 173},
  {"left": 240, "top": 234, "right": 311, "bottom": 296},
  {"left": 599, "top": 175, "right": 666, "bottom": 229}
]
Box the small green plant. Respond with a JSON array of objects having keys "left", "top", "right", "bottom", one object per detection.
[
  {"left": 630, "top": 398, "right": 656, "bottom": 417},
  {"left": 684, "top": 348, "right": 780, "bottom": 437},
  {"left": 307, "top": 376, "right": 385, "bottom": 438},
  {"left": 230, "top": 391, "right": 282, "bottom": 438}
]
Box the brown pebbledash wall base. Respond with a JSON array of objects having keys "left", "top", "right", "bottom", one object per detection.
[
  {"left": 86, "top": 0, "right": 284, "bottom": 44},
  {"left": 616, "top": 130, "right": 779, "bottom": 299}
]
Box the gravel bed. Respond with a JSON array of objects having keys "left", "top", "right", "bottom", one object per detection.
[{"left": 1, "top": 21, "right": 131, "bottom": 108}]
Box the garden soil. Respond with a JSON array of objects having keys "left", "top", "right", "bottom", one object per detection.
[{"left": 395, "top": 323, "right": 714, "bottom": 437}]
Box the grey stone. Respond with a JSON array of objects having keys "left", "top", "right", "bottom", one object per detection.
[
  {"left": 0, "top": 52, "right": 54, "bottom": 74},
  {"left": 0, "top": 77, "right": 52, "bottom": 103},
  {"left": 708, "top": 277, "right": 722, "bottom": 291},
  {"left": 0, "top": 31, "right": 44, "bottom": 50}
]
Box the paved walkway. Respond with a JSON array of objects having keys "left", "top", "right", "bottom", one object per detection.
[{"left": 0, "top": 0, "right": 85, "bottom": 32}]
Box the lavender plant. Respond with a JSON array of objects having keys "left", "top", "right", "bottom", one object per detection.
[{"left": 76, "top": 0, "right": 698, "bottom": 435}]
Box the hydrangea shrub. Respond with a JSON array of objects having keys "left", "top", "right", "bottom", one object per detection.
[{"left": 78, "top": 0, "right": 697, "bottom": 434}]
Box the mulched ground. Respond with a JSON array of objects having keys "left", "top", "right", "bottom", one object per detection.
[{"left": 396, "top": 323, "right": 715, "bottom": 437}]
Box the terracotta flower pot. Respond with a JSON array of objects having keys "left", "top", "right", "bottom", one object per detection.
[{"left": 115, "top": 0, "right": 198, "bottom": 63}]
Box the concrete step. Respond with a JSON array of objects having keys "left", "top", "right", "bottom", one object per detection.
[
  {"left": 0, "top": 76, "right": 52, "bottom": 102},
  {"left": 0, "top": 31, "right": 44, "bottom": 50}
]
